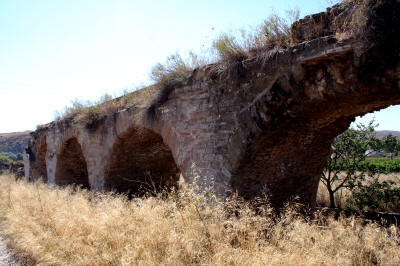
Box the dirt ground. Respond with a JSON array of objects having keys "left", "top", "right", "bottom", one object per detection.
[{"left": 0, "top": 236, "right": 17, "bottom": 266}]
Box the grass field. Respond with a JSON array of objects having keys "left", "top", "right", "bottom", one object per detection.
[{"left": 0, "top": 174, "right": 399, "bottom": 265}]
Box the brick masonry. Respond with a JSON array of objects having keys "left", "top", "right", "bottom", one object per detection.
[{"left": 27, "top": 0, "right": 400, "bottom": 208}]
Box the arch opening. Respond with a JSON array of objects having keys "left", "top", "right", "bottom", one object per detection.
[
  {"left": 105, "top": 127, "right": 180, "bottom": 196},
  {"left": 55, "top": 138, "right": 90, "bottom": 189},
  {"left": 231, "top": 117, "right": 351, "bottom": 208},
  {"left": 232, "top": 102, "right": 400, "bottom": 208}
]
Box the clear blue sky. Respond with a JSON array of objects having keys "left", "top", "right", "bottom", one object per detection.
[{"left": 1, "top": 0, "right": 399, "bottom": 133}]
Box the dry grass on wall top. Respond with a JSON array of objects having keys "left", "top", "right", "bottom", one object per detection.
[{"left": 0, "top": 174, "right": 399, "bottom": 265}]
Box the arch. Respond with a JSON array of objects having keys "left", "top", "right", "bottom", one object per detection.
[
  {"left": 230, "top": 69, "right": 400, "bottom": 208},
  {"left": 230, "top": 118, "right": 351, "bottom": 208},
  {"left": 55, "top": 137, "right": 90, "bottom": 189},
  {"left": 104, "top": 127, "right": 180, "bottom": 196}
]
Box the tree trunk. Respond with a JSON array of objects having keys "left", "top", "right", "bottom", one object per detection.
[
  {"left": 328, "top": 187, "right": 336, "bottom": 208},
  {"left": 390, "top": 152, "right": 393, "bottom": 160}
]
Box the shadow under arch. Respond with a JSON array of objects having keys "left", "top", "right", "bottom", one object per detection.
[
  {"left": 104, "top": 127, "right": 180, "bottom": 196},
  {"left": 55, "top": 137, "right": 90, "bottom": 189}
]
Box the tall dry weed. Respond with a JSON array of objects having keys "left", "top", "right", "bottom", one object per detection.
[{"left": 0, "top": 174, "right": 399, "bottom": 265}]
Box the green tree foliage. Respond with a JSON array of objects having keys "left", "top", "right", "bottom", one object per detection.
[
  {"left": 0, "top": 154, "right": 11, "bottom": 165},
  {"left": 321, "top": 121, "right": 380, "bottom": 208},
  {"left": 346, "top": 179, "right": 400, "bottom": 212},
  {"left": 382, "top": 134, "right": 400, "bottom": 160},
  {"left": 0, "top": 152, "right": 22, "bottom": 162},
  {"left": 356, "top": 158, "right": 400, "bottom": 173}
]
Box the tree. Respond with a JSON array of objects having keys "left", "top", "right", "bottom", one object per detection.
[
  {"left": 382, "top": 134, "right": 400, "bottom": 160},
  {"left": 0, "top": 152, "right": 23, "bottom": 162},
  {"left": 320, "top": 121, "right": 381, "bottom": 208},
  {"left": 0, "top": 154, "right": 11, "bottom": 165}
]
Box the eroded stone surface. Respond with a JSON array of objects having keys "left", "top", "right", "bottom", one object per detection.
[{"left": 27, "top": 0, "right": 400, "bottom": 208}]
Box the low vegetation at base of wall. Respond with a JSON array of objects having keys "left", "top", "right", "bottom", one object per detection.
[{"left": 0, "top": 174, "right": 399, "bottom": 265}]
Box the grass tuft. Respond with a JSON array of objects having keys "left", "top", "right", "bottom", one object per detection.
[{"left": 212, "top": 33, "right": 248, "bottom": 62}]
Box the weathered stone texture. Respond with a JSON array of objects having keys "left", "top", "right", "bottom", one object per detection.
[{"left": 27, "top": 0, "right": 400, "bottom": 208}]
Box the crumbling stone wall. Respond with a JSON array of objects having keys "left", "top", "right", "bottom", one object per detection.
[{"left": 27, "top": 0, "right": 400, "bottom": 208}]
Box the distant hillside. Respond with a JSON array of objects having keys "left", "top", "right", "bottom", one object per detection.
[
  {"left": 375, "top": 130, "right": 400, "bottom": 139},
  {"left": 0, "top": 131, "right": 30, "bottom": 154}
]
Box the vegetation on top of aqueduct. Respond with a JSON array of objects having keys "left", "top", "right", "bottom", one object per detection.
[
  {"left": 0, "top": 174, "right": 399, "bottom": 265},
  {"left": 50, "top": 0, "right": 375, "bottom": 129}
]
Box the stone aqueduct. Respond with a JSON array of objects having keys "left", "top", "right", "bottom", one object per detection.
[{"left": 26, "top": 0, "right": 400, "bottom": 208}]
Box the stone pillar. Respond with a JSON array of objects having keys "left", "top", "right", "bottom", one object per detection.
[
  {"left": 85, "top": 154, "right": 106, "bottom": 191},
  {"left": 23, "top": 150, "right": 30, "bottom": 182},
  {"left": 46, "top": 151, "right": 57, "bottom": 184}
]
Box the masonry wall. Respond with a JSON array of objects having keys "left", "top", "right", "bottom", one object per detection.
[{"left": 27, "top": 0, "right": 400, "bottom": 208}]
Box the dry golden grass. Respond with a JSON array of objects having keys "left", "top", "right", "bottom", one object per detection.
[{"left": 0, "top": 174, "right": 399, "bottom": 265}]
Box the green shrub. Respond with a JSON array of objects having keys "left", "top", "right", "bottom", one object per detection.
[
  {"left": 211, "top": 9, "right": 299, "bottom": 63},
  {"left": 261, "top": 10, "right": 299, "bottom": 46},
  {"left": 212, "top": 33, "right": 247, "bottom": 61},
  {"left": 0, "top": 152, "right": 22, "bottom": 162},
  {"left": 150, "top": 53, "right": 203, "bottom": 87},
  {"left": 0, "top": 155, "right": 11, "bottom": 165},
  {"left": 73, "top": 105, "right": 102, "bottom": 128},
  {"left": 335, "top": 159, "right": 400, "bottom": 174},
  {"left": 346, "top": 180, "right": 400, "bottom": 212},
  {"left": 321, "top": 121, "right": 380, "bottom": 208}
]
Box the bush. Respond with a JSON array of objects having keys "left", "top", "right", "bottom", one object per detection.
[
  {"left": 212, "top": 33, "right": 247, "bottom": 61},
  {"left": 73, "top": 105, "right": 102, "bottom": 129},
  {"left": 0, "top": 155, "right": 11, "bottom": 165},
  {"left": 211, "top": 9, "right": 299, "bottom": 63},
  {"left": 150, "top": 52, "right": 205, "bottom": 87},
  {"left": 346, "top": 180, "right": 400, "bottom": 212},
  {"left": 0, "top": 152, "right": 22, "bottom": 162},
  {"left": 260, "top": 10, "right": 299, "bottom": 46}
]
